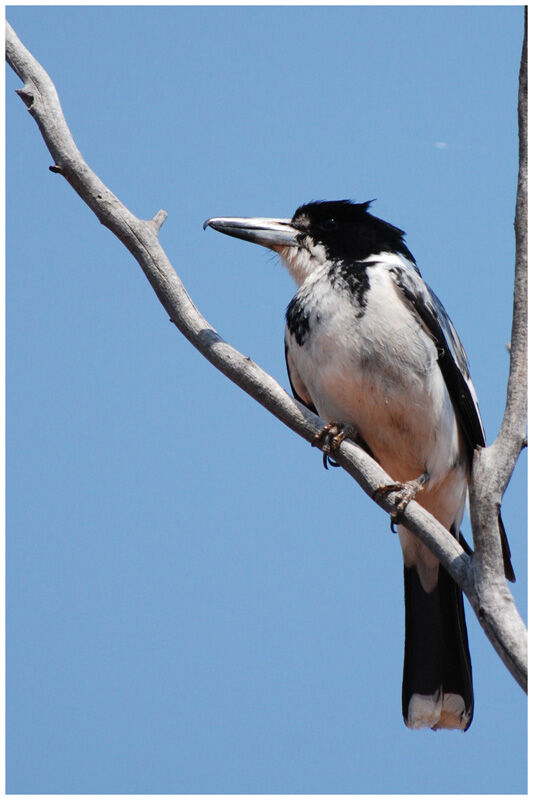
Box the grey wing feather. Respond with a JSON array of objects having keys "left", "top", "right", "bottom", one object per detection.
[
  {"left": 390, "top": 263, "right": 485, "bottom": 453},
  {"left": 428, "top": 286, "right": 484, "bottom": 440}
]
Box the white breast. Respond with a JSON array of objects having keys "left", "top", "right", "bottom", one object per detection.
[{"left": 285, "top": 263, "right": 463, "bottom": 489}]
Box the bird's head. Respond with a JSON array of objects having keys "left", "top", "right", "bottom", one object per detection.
[{"left": 204, "top": 199, "right": 415, "bottom": 285}]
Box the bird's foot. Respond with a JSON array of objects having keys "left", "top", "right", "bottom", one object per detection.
[
  {"left": 372, "top": 472, "right": 430, "bottom": 528},
  {"left": 312, "top": 422, "right": 355, "bottom": 469}
]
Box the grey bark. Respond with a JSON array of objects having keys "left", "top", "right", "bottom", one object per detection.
[{"left": 6, "top": 17, "right": 527, "bottom": 692}]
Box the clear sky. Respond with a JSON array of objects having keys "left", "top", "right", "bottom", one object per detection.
[{"left": 6, "top": 5, "right": 526, "bottom": 795}]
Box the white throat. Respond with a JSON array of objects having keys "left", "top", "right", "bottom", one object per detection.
[{"left": 275, "top": 237, "right": 329, "bottom": 286}]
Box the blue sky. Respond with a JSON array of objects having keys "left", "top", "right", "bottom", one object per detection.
[{"left": 6, "top": 5, "right": 526, "bottom": 794}]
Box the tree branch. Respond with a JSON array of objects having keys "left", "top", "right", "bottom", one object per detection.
[
  {"left": 468, "top": 9, "right": 527, "bottom": 690},
  {"left": 6, "top": 19, "right": 526, "bottom": 692}
]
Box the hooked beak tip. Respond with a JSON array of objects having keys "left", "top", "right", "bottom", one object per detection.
[{"left": 202, "top": 216, "right": 298, "bottom": 248}]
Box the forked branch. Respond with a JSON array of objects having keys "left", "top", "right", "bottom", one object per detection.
[{"left": 6, "top": 18, "right": 527, "bottom": 691}]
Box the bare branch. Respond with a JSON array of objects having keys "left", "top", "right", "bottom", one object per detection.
[
  {"left": 151, "top": 209, "right": 168, "bottom": 233},
  {"left": 467, "top": 11, "right": 527, "bottom": 689},
  {"left": 501, "top": 7, "right": 528, "bottom": 468},
  {"left": 5, "top": 19, "right": 526, "bottom": 692},
  {"left": 478, "top": 7, "right": 528, "bottom": 498}
]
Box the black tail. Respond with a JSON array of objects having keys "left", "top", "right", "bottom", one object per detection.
[{"left": 402, "top": 564, "right": 473, "bottom": 730}]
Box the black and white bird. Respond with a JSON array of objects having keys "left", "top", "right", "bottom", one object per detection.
[{"left": 204, "top": 199, "right": 514, "bottom": 731}]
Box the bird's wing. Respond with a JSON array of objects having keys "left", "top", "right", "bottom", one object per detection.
[
  {"left": 390, "top": 262, "right": 515, "bottom": 583},
  {"left": 284, "top": 338, "right": 318, "bottom": 414},
  {"left": 389, "top": 263, "right": 485, "bottom": 455}
]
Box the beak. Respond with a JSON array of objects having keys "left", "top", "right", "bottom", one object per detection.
[{"left": 203, "top": 216, "right": 299, "bottom": 249}]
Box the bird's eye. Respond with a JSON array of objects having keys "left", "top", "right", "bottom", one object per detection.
[{"left": 321, "top": 218, "right": 338, "bottom": 231}]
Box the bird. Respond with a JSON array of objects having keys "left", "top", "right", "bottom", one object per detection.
[{"left": 204, "top": 199, "right": 514, "bottom": 731}]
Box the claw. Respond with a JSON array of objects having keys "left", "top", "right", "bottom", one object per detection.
[
  {"left": 372, "top": 473, "right": 430, "bottom": 524},
  {"left": 323, "top": 453, "right": 342, "bottom": 469},
  {"left": 312, "top": 423, "right": 355, "bottom": 469}
]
